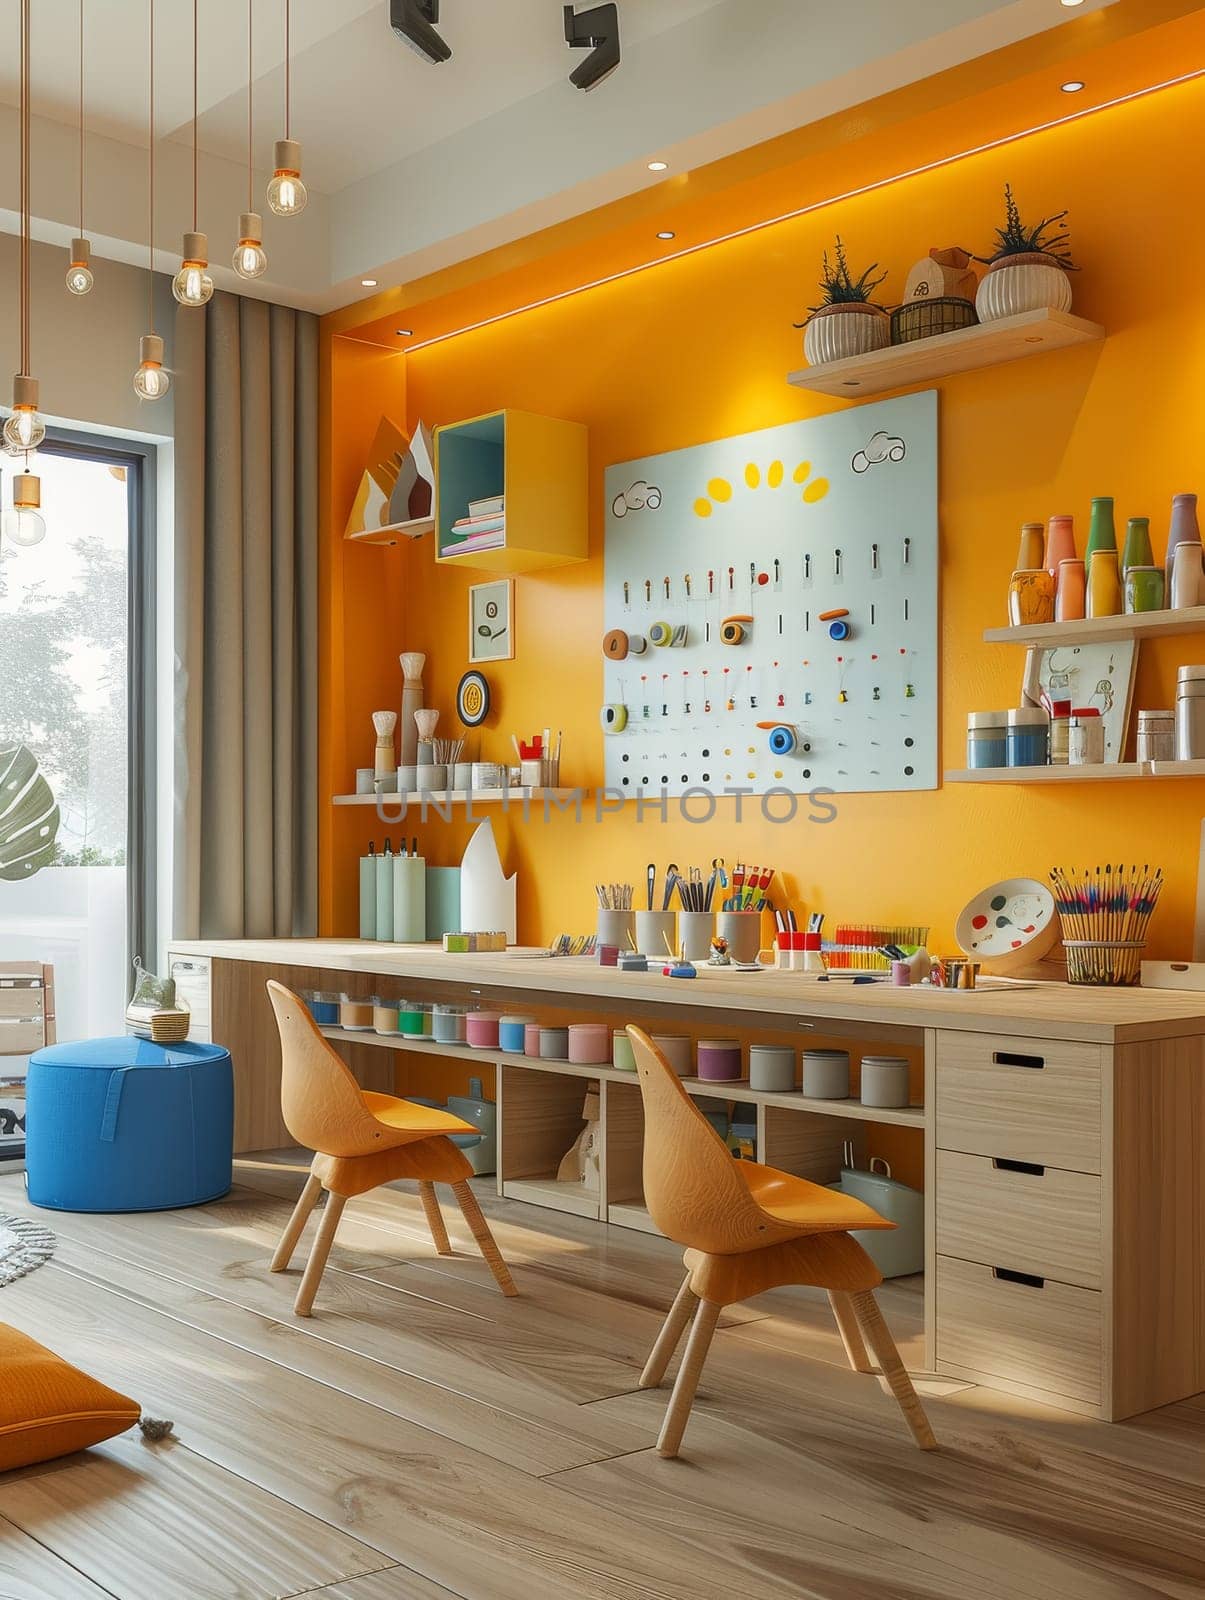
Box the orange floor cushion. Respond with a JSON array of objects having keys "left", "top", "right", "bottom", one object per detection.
[{"left": 0, "top": 1322, "right": 140, "bottom": 1472}]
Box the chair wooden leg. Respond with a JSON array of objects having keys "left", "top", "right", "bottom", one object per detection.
[
  {"left": 270, "top": 1173, "right": 321, "bottom": 1273},
  {"left": 418, "top": 1181, "right": 452, "bottom": 1256},
  {"left": 640, "top": 1272, "right": 696, "bottom": 1389},
  {"left": 451, "top": 1181, "right": 518, "bottom": 1297},
  {"left": 828, "top": 1289, "right": 873, "bottom": 1373},
  {"left": 657, "top": 1298, "right": 721, "bottom": 1459},
  {"left": 293, "top": 1192, "right": 347, "bottom": 1318},
  {"left": 850, "top": 1289, "right": 937, "bottom": 1450}
]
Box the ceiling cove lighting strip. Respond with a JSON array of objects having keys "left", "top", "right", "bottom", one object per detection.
[{"left": 400, "top": 68, "right": 1203, "bottom": 355}]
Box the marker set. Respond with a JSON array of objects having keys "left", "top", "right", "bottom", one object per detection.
[{"left": 602, "top": 392, "right": 938, "bottom": 796}]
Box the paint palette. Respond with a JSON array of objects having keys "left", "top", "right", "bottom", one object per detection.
[
  {"left": 602, "top": 391, "right": 938, "bottom": 797},
  {"left": 955, "top": 877, "right": 1060, "bottom": 973}
]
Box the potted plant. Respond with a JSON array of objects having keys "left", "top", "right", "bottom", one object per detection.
[
  {"left": 975, "top": 184, "right": 1077, "bottom": 322},
  {"left": 796, "top": 237, "right": 889, "bottom": 365}
]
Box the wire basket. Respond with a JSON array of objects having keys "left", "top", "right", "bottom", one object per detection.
[
  {"left": 1064, "top": 939, "right": 1146, "bottom": 987},
  {"left": 890, "top": 296, "right": 978, "bottom": 345}
]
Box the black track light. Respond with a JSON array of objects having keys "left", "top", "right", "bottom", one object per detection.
[
  {"left": 564, "top": 3, "right": 620, "bottom": 91},
  {"left": 390, "top": 0, "right": 451, "bottom": 65}
]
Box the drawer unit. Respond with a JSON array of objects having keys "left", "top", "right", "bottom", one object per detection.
[
  {"left": 935, "top": 1149, "right": 1103, "bottom": 1290},
  {"left": 0, "top": 987, "right": 43, "bottom": 1021},
  {"left": 936, "top": 1255, "right": 1102, "bottom": 1407},
  {"left": 935, "top": 1032, "right": 1102, "bottom": 1172}
]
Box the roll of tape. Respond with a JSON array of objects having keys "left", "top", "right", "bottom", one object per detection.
[
  {"left": 627, "top": 633, "right": 648, "bottom": 655},
  {"left": 768, "top": 724, "right": 797, "bottom": 755},
  {"left": 600, "top": 703, "right": 628, "bottom": 732},
  {"left": 649, "top": 620, "right": 672, "bottom": 647},
  {"left": 827, "top": 618, "right": 851, "bottom": 641},
  {"left": 720, "top": 619, "right": 745, "bottom": 645},
  {"left": 603, "top": 628, "right": 629, "bottom": 660}
]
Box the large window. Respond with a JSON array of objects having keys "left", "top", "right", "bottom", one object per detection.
[{"left": 0, "top": 432, "right": 155, "bottom": 1046}]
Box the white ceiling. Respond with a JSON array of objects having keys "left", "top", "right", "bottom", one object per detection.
[{"left": 0, "top": 0, "right": 1115, "bottom": 311}]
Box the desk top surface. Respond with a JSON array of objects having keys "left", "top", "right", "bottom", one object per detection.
[{"left": 168, "top": 938, "right": 1205, "bottom": 1045}]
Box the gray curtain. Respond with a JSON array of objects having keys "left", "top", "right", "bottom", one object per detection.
[{"left": 173, "top": 291, "right": 318, "bottom": 939}]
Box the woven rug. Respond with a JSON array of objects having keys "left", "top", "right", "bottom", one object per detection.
[{"left": 0, "top": 1212, "right": 56, "bottom": 1286}]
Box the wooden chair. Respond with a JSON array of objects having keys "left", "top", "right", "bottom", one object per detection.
[
  {"left": 627, "top": 1026, "right": 935, "bottom": 1458},
  {"left": 265, "top": 980, "right": 517, "bottom": 1315}
]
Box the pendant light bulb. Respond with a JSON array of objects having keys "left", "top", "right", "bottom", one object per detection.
[
  {"left": 4, "top": 470, "right": 46, "bottom": 546},
  {"left": 132, "top": 333, "right": 170, "bottom": 401},
  {"left": 267, "top": 138, "right": 307, "bottom": 216},
  {"left": 172, "top": 231, "right": 214, "bottom": 306},
  {"left": 66, "top": 236, "right": 93, "bottom": 296},
  {"left": 2, "top": 376, "right": 45, "bottom": 457},
  {"left": 233, "top": 212, "right": 267, "bottom": 278}
]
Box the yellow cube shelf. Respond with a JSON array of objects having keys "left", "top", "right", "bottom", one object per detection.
[{"left": 434, "top": 407, "right": 588, "bottom": 572}]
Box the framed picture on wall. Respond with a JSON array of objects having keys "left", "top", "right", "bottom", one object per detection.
[
  {"left": 469, "top": 579, "right": 514, "bottom": 663},
  {"left": 1022, "top": 640, "right": 1138, "bottom": 762}
]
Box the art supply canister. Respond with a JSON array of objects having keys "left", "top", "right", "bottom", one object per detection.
[
  {"left": 678, "top": 911, "right": 714, "bottom": 962},
  {"left": 398, "top": 1000, "right": 432, "bottom": 1037},
  {"left": 965, "top": 711, "right": 1007, "bottom": 770},
  {"left": 452, "top": 762, "right": 473, "bottom": 790},
  {"left": 397, "top": 764, "right": 418, "bottom": 795},
  {"left": 859, "top": 1055, "right": 911, "bottom": 1108},
  {"left": 539, "top": 1026, "right": 569, "bottom": 1060},
  {"left": 697, "top": 1040, "right": 742, "bottom": 1081},
  {"left": 339, "top": 994, "right": 374, "bottom": 1031},
  {"left": 748, "top": 1045, "right": 796, "bottom": 1092},
  {"left": 524, "top": 1023, "right": 542, "bottom": 1057},
  {"left": 776, "top": 932, "right": 791, "bottom": 970},
  {"left": 433, "top": 1004, "right": 473, "bottom": 1044},
  {"left": 498, "top": 1015, "right": 535, "bottom": 1053},
  {"left": 802, "top": 1049, "right": 850, "bottom": 1099},
  {"left": 466, "top": 1012, "right": 501, "bottom": 1049},
  {"left": 612, "top": 1031, "right": 637, "bottom": 1071},
  {"left": 1137, "top": 709, "right": 1175, "bottom": 763},
  {"left": 635, "top": 910, "right": 677, "bottom": 959},
  {"left": 373, "top": 999, "right": 400, "bottom": 1036},
  {"left": 473, "top": 762, "right": 507, "bottom": 789},
  {"left": 355, "top": 767, "right": 375, "bottom": 794},
  {"left": 302, "top": 990, "right": 339, "bottom": 1025},
  {"left": 1175, "top": 666, "right": 1205, "bottom": 760},
  {"left": 1068, "top": 708, "right": 1105, "bottom": 765},
  {"left": 716, "top": 910, "right": 762, "bottom": 965},
  {"left": 416, "top": 762, "right": 448, "bottom": 794},
  {"left": 375, "top": 842, "right": 394, "bottom": 940},
  {"left": 568, "top": 1023, "right": 610, "bottom": 1065},
  {"left": 359, "top": 846, "right": 377, "bottom": 939},
  {"left": 652, "top": 1033, "right": 692, "bottom": 1076},
  {"left": 391, "top": 851, "right": 426, "bottom": 943},
  {"left": 1006, "top": 707, "right": 1049, "bottom": 767},
  {"left": 597, "top": 908, "right": 636, "bottom": 951}
]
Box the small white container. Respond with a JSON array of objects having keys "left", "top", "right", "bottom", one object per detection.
[
  {"left": 749, "top": 1045, "right": 796, "bottom": 1093},
  {"left": 597, "top": 908, "right": 636, "bottom": 952},
  {"left": 651, "top": 1033, "right": 692, "bottom": 1076},
  {"left": 520, "top": 758, "right": 545, "bottom": 787},
  {"left": 416, "top": 763, "right": 448, "bottom": 793},
  {"left": 451, "top": 762, "right": 474, "bottom": 790},
  {"left": 802, "top": 1049, "right": 850, "bottom": 1099},
  {"left": 1176, "top": 667, "right": 1205, "bottom": 761},
  {"left": 397, "top": 763, "right": 418, "bottom": 794},
  {"left": 859, "top": 1055, "right": 911, "bottom": 1108},
  {"left": 473, "top": 762, "right": 508, "bottom": 789},
  {"left": 1068, "top": 712, "right": 1105, "bottom": 765},
  {"left": 355, "top": 767, "right": 375, "bottom": 794}
]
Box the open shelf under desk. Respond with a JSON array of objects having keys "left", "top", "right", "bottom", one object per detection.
[{"left": 502, "top": 1174, "right": 601, "bottom": 1221}]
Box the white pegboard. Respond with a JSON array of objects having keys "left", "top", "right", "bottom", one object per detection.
[{"left": 601, "top": 390, "right": 938, "bottom": 797}]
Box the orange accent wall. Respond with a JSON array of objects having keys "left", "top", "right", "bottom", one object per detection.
[{"left": 320, "top": 52, "right": 1205, "bottom": 971}]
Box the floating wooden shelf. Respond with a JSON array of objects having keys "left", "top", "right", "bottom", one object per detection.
[
  {"left": 984, "top": 605, "right": 1205, "bottom": 647},
  {"left": 331, "top": 787, "right": 579, "bottom": 808},
  {"left": 344, "top": 515, "right": 434, "bottom": 546},
  {"left": 787, "top": 308, "right": 1105, "bottom": 399},
  {"left": 945, "top": 761, "right": 1205, "bottom": 784}
]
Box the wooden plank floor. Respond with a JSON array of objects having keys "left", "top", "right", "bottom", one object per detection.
[{"left": 0, "top": 1157, "right": 1200, "bottom": 1600}]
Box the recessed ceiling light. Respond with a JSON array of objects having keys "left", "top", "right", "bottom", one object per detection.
[
  {"left": 1060, "top": 1, "right": 1085, "bottom": 8},
  {"left": 395, "top": 327, "right": 413, "bottom": 337},
  {"left": 647, "top": 160, "right": 668, "bottom": 172},
  {"left": 361, "top": 277, "right": 378, "bottom": 287},
  {"left": 656, "top": 230, "right": 675, "bottom": 240},
  {"left": 1060, "top": 79, "right": 1086, "bottom": 92}
]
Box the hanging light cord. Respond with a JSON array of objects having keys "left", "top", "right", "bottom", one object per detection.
[
  {"left": 192, "top": 0, "right": 199, "bottom": 232},
  {"left": 247, "top": 0, "right": 253, "bottom": 211},
  {"left": 285, "top": 0, "right": 291, "bottom": 140},
  {"left": 19, "top": 0, "right": 30, "bottom": 378},
  {"left": 148, "top": 0, "right": 155, "bottom": 335},
  {"left": 78, "top": 0, "right": 85, "bottom": 237}
]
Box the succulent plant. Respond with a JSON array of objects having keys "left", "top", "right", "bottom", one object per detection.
[
  {"left": 984, "top": 183, "right": 1077, "bottom": 269},
  {"left": 795, "top": 236, "right": 888, "bottom": 324}
]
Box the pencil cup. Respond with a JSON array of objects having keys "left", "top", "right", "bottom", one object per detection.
[
  {"left": 716, "top": 910, "right": 762, "bottom": 965},
  {"left": 635, "top": 910, "right": 677, "bottom": 960},
  {"left": 597, "top": 908, "right": 636, "bottom": 951},
  {"left": 678, "top": 911, "right": 714, "bottom": 963},
  {"left": 397, "top": 764, "right": 418, "bottom": 795},
  {"left": 520, "top": 759, "right": 544, "bottom": 787},
  {"left": 452, "top": 762, "right": 473, "bottom": 790},
  {"left": 416, "top": 763, "right": 447, "bottom": 794},
  {"left": 651, "top": 1034, "right": 692, "bottom": 1076}
]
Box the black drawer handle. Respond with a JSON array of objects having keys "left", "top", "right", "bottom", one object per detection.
[
  {"left": 993, "top": 1267, "right": 1045, "bottom": 1289},
  {"left": 992, "top": 1158, "right": 1045, "bottom": 1176},
  {"left": 993, "top": 1050, "right": 1045, "bottom": 1070}
]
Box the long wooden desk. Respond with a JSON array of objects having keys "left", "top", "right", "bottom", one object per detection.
[{"left": 168, "top": 938, "right": 1205, "bottom": 1423}]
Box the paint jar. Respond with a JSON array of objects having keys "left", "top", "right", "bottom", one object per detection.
[
  {"left": 338, "top": 994, "right": 374, "bottom": 1032},
  {"left": 397, "top": 764, "right": 418, "bottom": 795},
  {"left": 1175, "top": 666, "right": 1205, "bottom": 760},
  {"left": 697, "top": 1040, "right": 742, "bottom": 1082},
  {"left": 890, "top": 960, "right": 912, "bottom": 987},
  {"left": 466, "top": 1012, "right": 501, "bottom": 1049},
  {"left": 597, "top": 944, "right": 619, "bottom": 968},
  {"left": 373, "top": 998, "right": 401, "bottom": 1035},
  {"left": 748, "top": 1044, "right": 796, "bottom": 1092},
  {"left": 1136, "top": 709, "right": 1175, "bottom": 764},
  {"left": 859, "top": 1055, "right": 911, "bottom": 1108},
  {"left": 355, "top": 768, "right": 375, "bottom": 794},
  {"left": 1048, "top": 699, "right": 1072, "bottom": 766},
  {"left": 498, "top": 1015, "right": 536, "bottom": 1053},
  {"left": 651, "top": 1033, "right": 692, "bottom": 1077},
  {"left": 432, "top": 1003, "right": 473, "bottom": 1044},
  {"left": 1068, "top": 709, "right": 1105, "bottom": 765},
  {"left": 716, "top": 911, "right": 762, "bottom": 965},
  {"left": 568, "top": 1023, "right": 610, "bottom": 1065},
  {"left": 612, "top": 1031, "right": 637, "bottom": 1071},
  {"left": 539, "top": 1026, "right": 569, "bottom": 1061},
  {"left": 398, "top": 1000, "right": 433, "bottom": 1038},
  {"left": 597, "top": 908, "right": 636, "bottom": 952},
  {"left": 302, "top": 990, "right": 340, "bottom": 1026},
  {"left": 965, "top": 711, "right": 1008, "bottom": 769},
  {"left": 1007, "top": 569, "right": 1055, "bottom": 627},
  {"left": 1006, "top": 708, "right": 1049, "bottom": 768},
  {"left": 1124, "top": 564, "right": 1164, "bottom": 615},
  {"left": 416, "top": 763, "right": 448, "bottom": 795},
  {"left": 678, "top": 912, "right": 714, "bottom": 963},
  {"left": 524, "top": 1023, "right": 542, "bottom": 1057},
  {"left": 451, "top": 762, "right": 474, "bottom": 790},
  {"left": 635, "top": 910, "right": 677, "bottom": 961},
  {"left": 802, "top": 1049, "right": 850, "bottom": 1099}
]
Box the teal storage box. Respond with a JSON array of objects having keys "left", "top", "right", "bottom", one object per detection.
[{"left": 26, "top": 1037, "right": 234, "bottom": 1213}]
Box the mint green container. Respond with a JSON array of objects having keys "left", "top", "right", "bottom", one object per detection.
[{"left": 612, "top": 1031, "right": 636, "bottom": 1071}]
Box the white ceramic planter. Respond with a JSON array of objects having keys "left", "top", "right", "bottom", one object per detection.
[
  {"left": 803, "top": 304, "right": 890, "bottom": 366},
  {"left": 975, "top": 253, "right": 1072, "bottom": 322}
]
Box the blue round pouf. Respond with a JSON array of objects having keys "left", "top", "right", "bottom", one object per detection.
[{"left": 26, "top": 1037, "right": 234, "bottom": 1213}]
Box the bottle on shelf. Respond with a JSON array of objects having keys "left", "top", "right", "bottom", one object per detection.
[
  {"left": 1165, "top": 493, "right": 1202, "bottom": 593},
  {"left": 1084, "top": 497, "right": 1117, "bottom": 565},
  {"left": 1170, "top": 539, "right": 1204, "bottom": 610},
  {"left": 1121, "top": 516, "right": 1154, "bottom": 575},
  {"left": 1055, "top": 557, "right": 1086, "bottom": 621},
  {"left": 1016, "top": 521, "right": 1045, "bottom": 571},
  {"left": 1087, "top": 548, "right": 1122, "bottom": 618},
  {"left": 1045, "top": 514, "right": 1077, "bottom": 577},
  {"left": 1124, "top": 565, "right": 1164, "bottom": 614}
]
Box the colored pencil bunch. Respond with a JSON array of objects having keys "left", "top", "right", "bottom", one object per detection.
[
  {"left": 1050, "top": 864, "right": 1164, "bottom": 986},
  {"left": 825, "top": 923, "right": 930, "bottom": 972}
]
